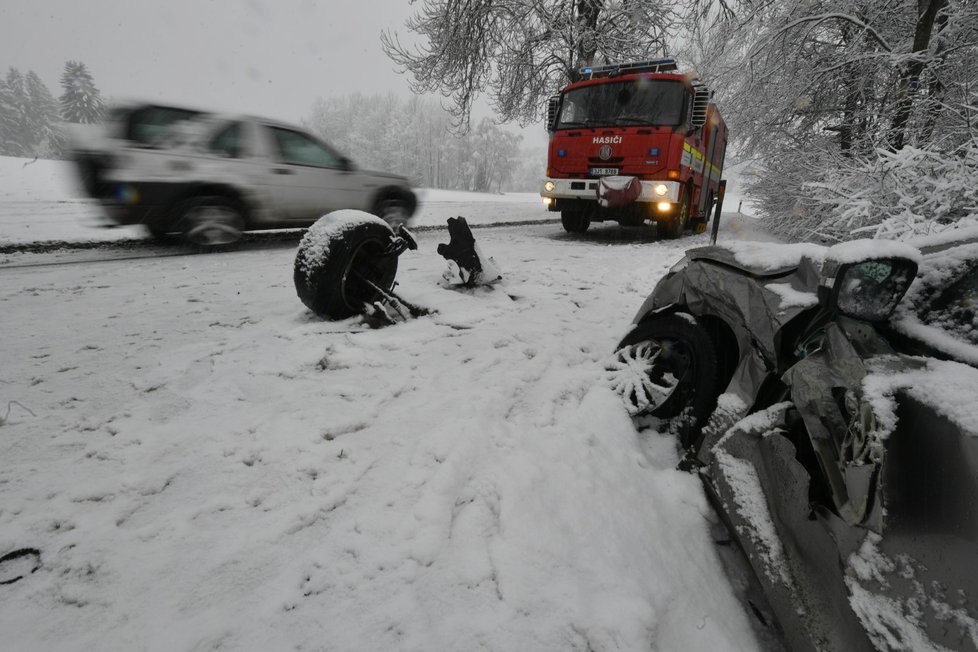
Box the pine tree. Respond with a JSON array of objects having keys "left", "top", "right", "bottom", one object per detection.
[
  {"left": 0, "top": 74, "right": 18, "bottom": 156},
  {"left": 25, "top": 71, "right": 66, "bottom": 158},
  {"left": 0, "top": 68, "right": 31, "bottom": 157},
  {"left": 59, "top": 60, "right": 104, "bottom": 124}
]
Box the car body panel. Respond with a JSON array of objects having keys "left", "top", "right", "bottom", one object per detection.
[{"left": 630, "top": 246, "right": 822, "bottom": 409}]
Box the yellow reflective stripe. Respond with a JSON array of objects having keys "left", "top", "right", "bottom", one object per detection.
[
  {"left": 683, "top": 141, "right": 720, "bottom": 176},
  {"left": 683, "top": 141, "right": 705, "bottom": 161}
]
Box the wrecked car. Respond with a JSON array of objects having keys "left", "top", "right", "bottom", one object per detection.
[{"left": 609, "top": 237, "right": 978, "bottom": 650}]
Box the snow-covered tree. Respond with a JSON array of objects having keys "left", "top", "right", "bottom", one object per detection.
[
  {"left": 685, "top": 0, "right": 978, "bottom": 241},
  {"left": 25, "top": 71, "right": 66, "bottom": 158},
  {"left": 0, "top": 68, "right": 32, "bottom": 157},
  {"left": 305, "top": 93, "right": 526, "bottom": 191},
  {"left": 382, "top": 0, "right": 676, "bottom": 129},
  {"left": 59, "top": 60, "right": 104, "bottom": 124},
  {"left": 0, "top": 68, "right": 69, "bottom": 158},
  {"left": 470, "top": 118, "right": 522, "bottom": 192},
  {"left": 0, "top": 73, "right": 20, "bottom": 156}
]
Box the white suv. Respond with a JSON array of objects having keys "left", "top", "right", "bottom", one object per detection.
[{"left": 72, "top": 103, "right": 418, "bottom": 245}]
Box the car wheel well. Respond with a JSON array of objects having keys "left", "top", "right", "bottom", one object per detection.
[{"left": 695, "top": 314, "right": 740, "bottom": 394}]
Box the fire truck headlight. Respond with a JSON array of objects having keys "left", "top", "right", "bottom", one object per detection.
[
  {"left": 653, "top": 184, "right": 669, "bottom": 196},
  {"left": 544, "top": 181, "right": 556, "bottom": 193},
  {"left": 656, "top": 202, "right": 672, "bottom": 212},
  {"left": 543, "top": 197, "right": 553, "bottom": 206}
]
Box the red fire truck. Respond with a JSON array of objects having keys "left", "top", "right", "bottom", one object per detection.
[{"left": 540, "top": 58, "right": 727, "bottom": 238}]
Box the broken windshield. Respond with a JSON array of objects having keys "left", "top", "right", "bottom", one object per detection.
[{"left": 556, "top": 79, "right": 687, "bottom": 130}]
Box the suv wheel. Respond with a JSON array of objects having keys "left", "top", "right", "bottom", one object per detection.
[
  {"left": 145, "top": 219, "right": 173, "bottom": 241},
  {"left": 178, "top": 197, "right": 245, "bottom": 246}
]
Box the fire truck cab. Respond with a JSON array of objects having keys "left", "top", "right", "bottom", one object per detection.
[{"left": 541, "top": 58, "right": 727, "bottom": 238}]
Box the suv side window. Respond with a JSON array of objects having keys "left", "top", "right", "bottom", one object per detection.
[
  {"left": 209, "top": 122, "right": 243, "bottom": 158},
  {"left": 268, "top": 126, "right": 342, "bottom": 168},
  {"left": 127, "top": 106, "right": 202, "bottom": 146}
]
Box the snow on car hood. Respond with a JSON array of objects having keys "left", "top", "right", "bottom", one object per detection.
[{"left": 863, "top": 356, "right": 978, "bottom": 438}]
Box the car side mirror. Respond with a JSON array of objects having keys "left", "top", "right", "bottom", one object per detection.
[
  {"left": 819, "top": 256, "right": 919, "bottom": 322},
  {"left": 340, "top": 156, "right": 355, "bottom": 172}
]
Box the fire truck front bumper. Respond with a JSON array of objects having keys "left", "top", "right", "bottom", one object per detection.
[{"left": 540, "top": 178, "right": 680, "bottom": 210}]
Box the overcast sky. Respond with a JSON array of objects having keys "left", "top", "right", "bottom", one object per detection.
[{"left": 0, "top": 0, "right": 541, "bottom": 138}]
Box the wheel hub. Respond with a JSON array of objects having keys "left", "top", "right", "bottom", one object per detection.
[
  {"left": 185, "top": 206, "right": 242, "bottom": 246},
  {"left": 608, "top": 339, "right": 690, "bottom": 415}
]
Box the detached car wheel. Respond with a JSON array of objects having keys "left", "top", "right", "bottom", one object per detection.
[
  {"left": 561, "top": 210, "right": 590, "bottom": 234},
  {"left": 294, "top": 211, "right": 399, "bottom": 319},
  {"left": 178, "top": 197, "right": 245, "bottom": 246},
  {"left": 610, "top": 312, "right": 720, "bottom": 446}
]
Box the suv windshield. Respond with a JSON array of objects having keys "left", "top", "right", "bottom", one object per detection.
[{"left": 556, "top": 79, "right": 687, "bottom": 129}]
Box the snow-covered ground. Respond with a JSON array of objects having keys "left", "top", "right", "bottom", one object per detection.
[{"left": 0, "top": 156, "right": 774, "bottom": 650}]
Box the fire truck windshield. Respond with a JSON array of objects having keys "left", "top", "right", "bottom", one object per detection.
[{"left": 555, "top": 79, "right": 686, "bottom": 130}]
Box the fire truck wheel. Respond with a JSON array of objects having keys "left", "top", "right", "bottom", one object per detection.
[
  {"left": 294, "top": 214, "right": 399, "bottom": 320},
  {"left": 561, "top": 210, "right": 590, "bottom": 234},
  {"left": 658, "top": 189, "right": 691, "bottom": 239}
]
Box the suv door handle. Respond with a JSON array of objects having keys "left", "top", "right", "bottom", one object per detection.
[{"left": 272, "top": 168, "right": 294, "bottom": 175}]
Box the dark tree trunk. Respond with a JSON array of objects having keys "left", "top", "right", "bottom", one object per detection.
[
  {"left": 840, "top": 84, "right": 859, "bottom": 156},
  {"left": 572, "top": 0, "right": 603, "bottom": 80},
  {"left": 920, "top": 7, "right": 950, "bottom": 143},
  {"left": 888, "top": 0, "right": 947, "bottom": 151}
]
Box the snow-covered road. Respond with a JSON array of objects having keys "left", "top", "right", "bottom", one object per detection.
[
  {"left": 0, "top": 154, "right": 775, "bottom": 650},
  {"left": 0, "top": 155, "right": 552, "bottom": 246},
  {"left": 0, "top": 155, "right": 757, "bottom": 248},
  {"left": 1, "top": 221, "right": 766, "bottom": 651}
]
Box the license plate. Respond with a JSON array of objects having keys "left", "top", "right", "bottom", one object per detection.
[{"left": 590, "top": 167, "right": 619, "bottom": 176}]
